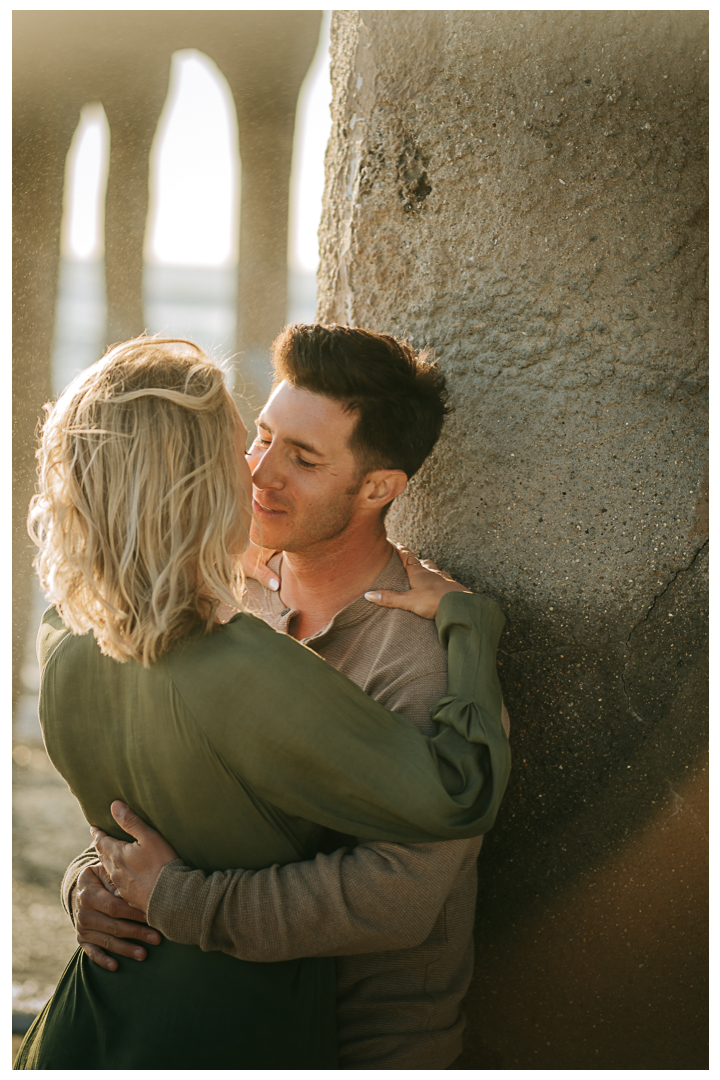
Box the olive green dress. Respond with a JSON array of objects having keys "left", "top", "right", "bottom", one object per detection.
[{"left": 15, "top": 592, "right": 510, "bottom": 1070}]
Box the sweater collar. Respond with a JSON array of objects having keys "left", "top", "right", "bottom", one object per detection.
[{"left": 262, "top": 547, "right": 410, "bottom": 643}]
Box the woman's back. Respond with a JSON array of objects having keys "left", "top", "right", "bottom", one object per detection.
[
  {"left": 19, "top": 607, "right": 345, "bottom": 1070},
  {"left": 24, "top": 591, "right": 508, "bottom": 1069},
  {"left": 40, "top": 606, "right": 327, "bottom": 872},
  {"left": 40, "top": 593, "right": 510, "bottom": 869}
]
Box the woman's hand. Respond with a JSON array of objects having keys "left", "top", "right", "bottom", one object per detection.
[
  {"left": 240, "top": 539, "right": 280, "bottom": 592},
  {"left": 214, "top": 541, "right": 281, "bottom": 622},
  {"left": 364, "top": 542, "right": 472, "bottom": 620},
  {"left": 91, "top": 801, "right": 179, "bottom": 916}
]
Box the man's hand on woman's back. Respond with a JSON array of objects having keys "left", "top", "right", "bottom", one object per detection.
[
  {"left": 73, "top": 860, "right": 161, "bottom": 972},
  {"left": 75, "top": 800, "right": 178, "bottom": 971}
]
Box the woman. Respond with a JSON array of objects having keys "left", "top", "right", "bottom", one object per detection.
[{"left": 15, "top": 336, "right": 509, "bottom": 1069}]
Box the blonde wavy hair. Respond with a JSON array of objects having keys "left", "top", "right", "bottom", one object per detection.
[{"left": 27, "top": 336, "right": 248, "bottom": 665}]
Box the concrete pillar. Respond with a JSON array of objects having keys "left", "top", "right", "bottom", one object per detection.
[
  {"left": 319, "top": 11, "right": 708, "bottom": 1069},
  {"left": 12, "top": 82, "right": 77, "bottom": 711},
  {"left": 103, "top": 73, "right": 171, "bottom": 345}
]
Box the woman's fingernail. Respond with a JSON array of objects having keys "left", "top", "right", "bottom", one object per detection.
[
  {"left": 364, "top": 591, "right": 381, "bottom": 602},
  {"left": 113, "top": 889, "right": 120, "bottom": 897},
  {"left": 269, "top": 577, "right": 279, "bottom": 591},
  {"left": 134, "top": 949, "right": 144, "bottom": 959}
]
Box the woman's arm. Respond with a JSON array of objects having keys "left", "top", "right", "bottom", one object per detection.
[
  {"left": 71, "top": 699, "right": 510, "bottom": 971},
  {"left": 185, "top": 590, "right": 510, "bottom": 845}
]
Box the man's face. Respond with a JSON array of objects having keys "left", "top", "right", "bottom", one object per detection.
[{"left": 246, "top": 381, "right": 366, "bottom": 553}]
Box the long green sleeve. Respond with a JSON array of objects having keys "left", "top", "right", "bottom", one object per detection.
[
  {"left": 168, "top": 592, "right": 510, "bottom": 844},
  {"left": 40, "top": 591, "right": 510, "bottom": 873}
]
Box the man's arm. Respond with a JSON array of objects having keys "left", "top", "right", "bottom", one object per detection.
[
  {"left": 144, "top": 693, "right": 509, "bottom": 961},
  {"left": 82, "top": 697, "right": 509, "bottom": 967},
  {"left": 62, "top": 673, "right": 461, "bottom": 968},
  {"left": 71, "top": 687, "right": 510, "bottom": 968},
  {"left": 145, "top": 697, "right": 509, "bottom": 961},
  {"left": 148, "top": 839, "right": 480, "bottom": 961},
  {"left": 89, "top": 802, "right": 479, "bottom": 962}
]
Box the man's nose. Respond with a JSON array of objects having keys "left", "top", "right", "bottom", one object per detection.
[{"left": 250, "top": 446, "right": 284, "bottom": 491}]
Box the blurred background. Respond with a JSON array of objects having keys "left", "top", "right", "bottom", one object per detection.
[
  {"left": 52, "top": 15, "right": 330, "bottom": 395},
  {"left": 13, "top": 10, "right": 330, "bottom": 1045}
]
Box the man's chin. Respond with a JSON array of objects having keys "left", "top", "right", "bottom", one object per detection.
[
  {"left": 252, "top": 522, "right": 278, "bottom": 548},
  {"left": 251, "top": 509, "right": 357, "bottom": 554},
  {"left": 249, "top": 522, "right": 283, "bottom": 550},
  {"left": 249, "top": 522, "right": 317, "bottom": 556}
]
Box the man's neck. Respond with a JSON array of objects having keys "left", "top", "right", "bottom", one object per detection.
[{"left": 279, "top": 526, "right": 393, "bottom": 641}]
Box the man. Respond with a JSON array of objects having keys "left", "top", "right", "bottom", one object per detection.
[{"left": 65, "top": 323, "right": 510, "bottom": 1070}]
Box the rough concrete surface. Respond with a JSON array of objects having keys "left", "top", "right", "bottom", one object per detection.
[{"left": 318, "top": 10, "right": 707, "bottom": 1069}]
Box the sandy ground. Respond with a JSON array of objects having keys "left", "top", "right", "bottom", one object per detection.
[{"left": 12, "top": 744, "right": 91, "bottom": 1063}]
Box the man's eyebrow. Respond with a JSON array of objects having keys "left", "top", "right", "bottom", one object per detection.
[
  {"left": 288, "top": 437, "right": 325, "bottom": 457},
  {"left": 256, "top": 417, "right": 325, "bottom": 458}
]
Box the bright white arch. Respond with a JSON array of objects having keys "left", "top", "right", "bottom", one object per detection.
[
  {"left": 146, "top": 50, "right": 239, "bottom": 268},
  {"left": 289, "top": 10, "right": 332, "bottom": 274},
  {"left": 61, "top": 102, "right": 109, "bottom": 261},
  {"left": 61, "top": 29, "right": 331, "bottom": 274}
]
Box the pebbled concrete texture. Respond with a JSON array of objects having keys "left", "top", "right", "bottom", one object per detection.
[{"left": 318, "top": 10, "right": 707, "bottom": 1069}]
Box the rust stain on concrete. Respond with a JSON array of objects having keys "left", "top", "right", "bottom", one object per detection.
[{"left": 689, "top": 466, "right": 708, "bottom": 539}]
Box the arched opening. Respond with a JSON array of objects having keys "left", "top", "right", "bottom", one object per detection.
[
  {"left": 55, "top": 32, "right": 332, "bottom": 388},
  {"left": 144, "top": 50, "right": 239, "bottom": 357},
  {"left": 53, "top": 103, "right": 109, "bottom": 395},
  {"left": 288, "top": 10, "right": 332, "bottom": 321},
  {"left": 146, "top": 51, "right": 239, "bottom": 269}
]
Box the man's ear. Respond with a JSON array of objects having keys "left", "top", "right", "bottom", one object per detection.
[{"left": 359, "top": 469, "right": 408, "bottom": 509}]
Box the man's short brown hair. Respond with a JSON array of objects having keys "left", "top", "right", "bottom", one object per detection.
[{"left": 270, "top": 323, "right": 449, "bottom": 479}]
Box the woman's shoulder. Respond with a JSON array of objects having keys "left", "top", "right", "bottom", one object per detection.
[
  {"left": 170, "top": 609, "right": 323, "bottom": 678},
  {"left": 37, "top": 605, "right": 75, "bottom": 671},
  {"left": 166, "top": 610, "right": 333, "bottom": 726}
]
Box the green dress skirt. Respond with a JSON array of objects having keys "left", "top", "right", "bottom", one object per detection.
[{"left": 16, "top": 942, "right": 336, "bottom": 1069}]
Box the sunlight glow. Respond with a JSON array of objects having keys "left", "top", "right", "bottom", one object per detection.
[
  {"left": 61, "top": 103, "right": 109, "bottom": 261},
  {"left": 289, "top": 11, "right": 332, "bottom": 273},
  {"left": 146, "top": 51, "right": 239, "bottom": 268},
  {"left": 62, "top": 25, "right": 332, "bottom": 272}
]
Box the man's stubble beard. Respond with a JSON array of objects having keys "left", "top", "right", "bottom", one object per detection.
[{"left": 250, "top": 481, "right": 362, "bottom": 555}]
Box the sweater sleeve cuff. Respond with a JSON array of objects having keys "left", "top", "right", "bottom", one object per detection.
[{"left": 146, "top": 859, "right": 207, "bottom": 943}]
